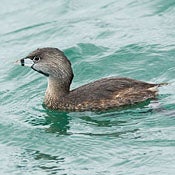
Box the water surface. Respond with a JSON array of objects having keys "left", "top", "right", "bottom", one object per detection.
[{"left": 0, "top": 0, "right": 175, "bottom": 174}]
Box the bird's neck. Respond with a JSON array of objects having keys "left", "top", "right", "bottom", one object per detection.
[{"left": 44, "top": 76, "right": 70, "bottom": 108}]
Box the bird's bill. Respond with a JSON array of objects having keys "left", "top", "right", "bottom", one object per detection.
[{"left": 15, "top": 58, "right": 34, "bottom": 67}]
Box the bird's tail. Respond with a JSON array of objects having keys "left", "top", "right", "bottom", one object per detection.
[
  {"left": 148, "top": 82, "right": 168, "bottom": 92},
  {"left": 157, "top": 82, "right": 169, "bottom": 87}
]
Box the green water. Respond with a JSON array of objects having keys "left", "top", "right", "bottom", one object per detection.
[{"left": 0, "top": 0, "right": 175, "bottom": 174}]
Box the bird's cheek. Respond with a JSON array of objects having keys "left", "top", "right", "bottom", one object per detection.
[{"left": 32, "top": 63, "right": 49, "bottom": 74}]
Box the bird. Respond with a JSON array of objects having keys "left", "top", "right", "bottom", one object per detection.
[{"left": 16, "top": 47, "right": 164, "bottom": 111}]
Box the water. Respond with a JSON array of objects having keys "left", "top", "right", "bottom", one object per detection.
[{"left": 0, "top": 0, "right": 175, "bottom": 174}]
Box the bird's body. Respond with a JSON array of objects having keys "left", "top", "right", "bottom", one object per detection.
[
  {"left": 44, "top": 77, "right": 158, "bottom": 111},
  {"left": 17, "top": 47, "right": 161, "bottom": 112}
]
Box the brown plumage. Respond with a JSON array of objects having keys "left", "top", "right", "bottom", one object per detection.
[{"left": 17, "top": 47, "right": 161, "bottom": 111}]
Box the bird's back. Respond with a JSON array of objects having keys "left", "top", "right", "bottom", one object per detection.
[{"left": 62, "top": 77, "right": 158, "bottom": 111}]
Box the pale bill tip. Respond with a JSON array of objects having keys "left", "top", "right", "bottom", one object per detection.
[
  {"left": 15, "top": 60, "right": 21, "bottom": 65},
  {"left": 15, "top": 58, "right": 34, "bottom": 67}
]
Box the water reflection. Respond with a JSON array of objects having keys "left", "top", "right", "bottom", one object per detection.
[
  {"left": 78, "top": 129, "right": 139, "bottom": 137},
  {"left": 20, "top": 149, "right": 65, "bottom": 174},
  {"left": 42, "top": 103, "right": 154, "bottom": 137},
  {"left": 79, "top": 115, "right": 127, "bottom": 127},
  {"left": 44, "top": 110, "right": 71, "bottom": 135}
]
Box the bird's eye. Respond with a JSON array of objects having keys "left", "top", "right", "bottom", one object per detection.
[{"left": 33, "top": 56, "right": 40, "bottom": 62}]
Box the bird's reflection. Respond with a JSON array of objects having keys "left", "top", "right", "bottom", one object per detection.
[
  {"left": 44, "top": 110, "right": 71, "bottom": 135},
  {"left": 42, "top": 100, "right": 160, "bottom": 136}
]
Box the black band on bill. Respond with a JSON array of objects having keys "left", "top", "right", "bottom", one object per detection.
[{"left": 20, "top": 59, "right": 24, "bottom": 66}]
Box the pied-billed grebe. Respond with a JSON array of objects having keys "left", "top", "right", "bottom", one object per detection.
[{"left": 17, "top": 47, "right": 163, "bottom": 111}]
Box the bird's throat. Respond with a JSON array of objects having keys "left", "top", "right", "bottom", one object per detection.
[{"left": 44, "top": 77, "right": 70, "bottom": 109}]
